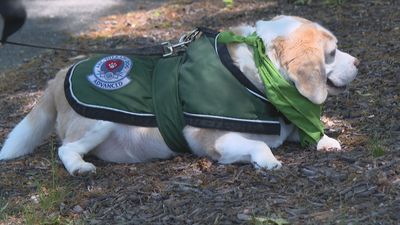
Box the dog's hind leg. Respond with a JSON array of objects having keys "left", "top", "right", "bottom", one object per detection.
[
  {"left": 215, "top": 133, "right": 282, "bottom": 170},
  {"left": 58, "top": 120, "right": 114, "bottom": 176}
]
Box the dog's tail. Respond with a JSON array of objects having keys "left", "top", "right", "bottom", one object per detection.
[{"left": 0, "top": 70, "right": 62, "bottom": 160}]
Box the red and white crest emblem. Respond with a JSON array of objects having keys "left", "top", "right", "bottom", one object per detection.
[{"left": 88, "top": 55, "right": 133, "bottom": 90}]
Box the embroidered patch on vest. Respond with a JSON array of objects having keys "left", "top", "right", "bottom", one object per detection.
[{"left": 88, "top": 55, "right": 132, "bottom": 90}]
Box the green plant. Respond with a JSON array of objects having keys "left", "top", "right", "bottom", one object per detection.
[
  {"left": 223, "top": 0, "right": 234, "bottom": 7},
  {"left": 22, "top": 179, "right": 67, "bottom": 224},
  {"left": 294, "top": 0, "right": 312, "bottom": 5},
  {"left": 324, "top": 0, "right": 345, "bottom": 5},
  {"left": 23, "top": 205, "right": 38, "bottom": 225},
  {"left": 22, "top": 139, "right": 70, "bottom": 224},
  {"left": 0, "top": 197, "right": 9, "bottom": 220},
  {"left": 370, "top": 141, "right": 385, "bottom": 158}
]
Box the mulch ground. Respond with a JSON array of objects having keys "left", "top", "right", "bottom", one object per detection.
[{"left": 0, "top": 0, "right": 399, "bottom": 224}]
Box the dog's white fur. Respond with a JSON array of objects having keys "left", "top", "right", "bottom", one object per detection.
[{"left": 0, "top": 16, "right": 358, "bottom": 175}]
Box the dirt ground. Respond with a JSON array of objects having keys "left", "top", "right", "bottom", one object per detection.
[{"left": 0, "top": 0, "right": 399, "bottom": 224}]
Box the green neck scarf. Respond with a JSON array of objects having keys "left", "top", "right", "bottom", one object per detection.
[{"left": 217, "top": 31, "right": 324, "bottom": 146}]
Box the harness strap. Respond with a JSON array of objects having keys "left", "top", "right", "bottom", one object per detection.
[{"left": 153, "top": 56, "right": 190, "bottom": 152}]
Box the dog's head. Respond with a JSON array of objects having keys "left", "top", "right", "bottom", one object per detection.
[{"left": 255, "top": 15, "right": 359, "bottom": 104}]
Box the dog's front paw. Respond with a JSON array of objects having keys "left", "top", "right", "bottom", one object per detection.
[
  {"left": 69, "top": 162, "right": 96, "bottom": 176},
  {"left": 317, "top": 135, "right": 341, "bottom": 151},
  {"left": 253, "top": 158, "right": 282, "bottom": 170}
]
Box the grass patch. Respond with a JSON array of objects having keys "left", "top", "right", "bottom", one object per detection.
[
  {"left": 0, "top": 197, "right": 9, "bottom": 221},
  {"left": 21, "top": 139, "right": 75, "bottom": 225},
  {"left": 23, "top": 185, "right": 68, "bottom": 225},
  {"left": 367, "top": 136, "right": 386, "bottom": 158},
  {"left": 223, "top": 0, "right": 234, "bottom": 7},
  {"left": 293, "top": 0, "right": 312, "bottom": 4},
  {"left": 324, "top": 0, "right": 345, "bottom": 5},
  {"left": 370, "top": 143, "right": 385, "bottom": 158}
]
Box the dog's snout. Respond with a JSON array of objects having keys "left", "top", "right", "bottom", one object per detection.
[{"left": 353, "top": 58, "right": 360, "bottom": 67}]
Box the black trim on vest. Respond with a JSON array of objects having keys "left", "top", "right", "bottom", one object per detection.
[
  {"left": 64, "top": 65, "right": 158, "bottom": 127},
  {"left": 184, "top": 114, "right": 280, "bottom": 135},
  {"left": 199, "top": 27, "right": 263, "bottom": 98},
  {"left": 199, "top": 28, "right": 268, "bottom": 101},
  {"left": 198, "top": 27, "right": 219, "bottom": 38},
  {"left": 213, "top": 33, "right": 290, "bottom": 124},
  {"left": 216, "top": 42, "right": 267, "bottom": 99}
]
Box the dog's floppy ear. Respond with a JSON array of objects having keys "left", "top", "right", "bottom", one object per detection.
[
  {"left": 269, "top": 25, "right": 328, "bottom": 105},
  {"left": 288, "top": 56, "right": 327, "bottom": 104}
]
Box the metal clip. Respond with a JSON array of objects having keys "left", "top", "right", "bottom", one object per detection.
[
  {"left": 162, "top": 28, "right": 200, "bottom": 57},
  {"left": 179, "top": 28, "right": 200, "bottom": 44},
  {"left": 161, "top": 41, "right": 174, "bottom": 57}
]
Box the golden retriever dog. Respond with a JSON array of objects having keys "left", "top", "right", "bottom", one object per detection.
[{"left": 0, "top": 16, "right": 359, "bottom": 175}]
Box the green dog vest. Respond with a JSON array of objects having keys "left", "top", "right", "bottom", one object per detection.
[{"left": 65, "top": 32, "right": 283, "bottom": 153}]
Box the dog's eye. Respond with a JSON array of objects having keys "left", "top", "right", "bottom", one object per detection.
[{"left": 329, "top": 50, "right": 336, "bottom": 57}]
